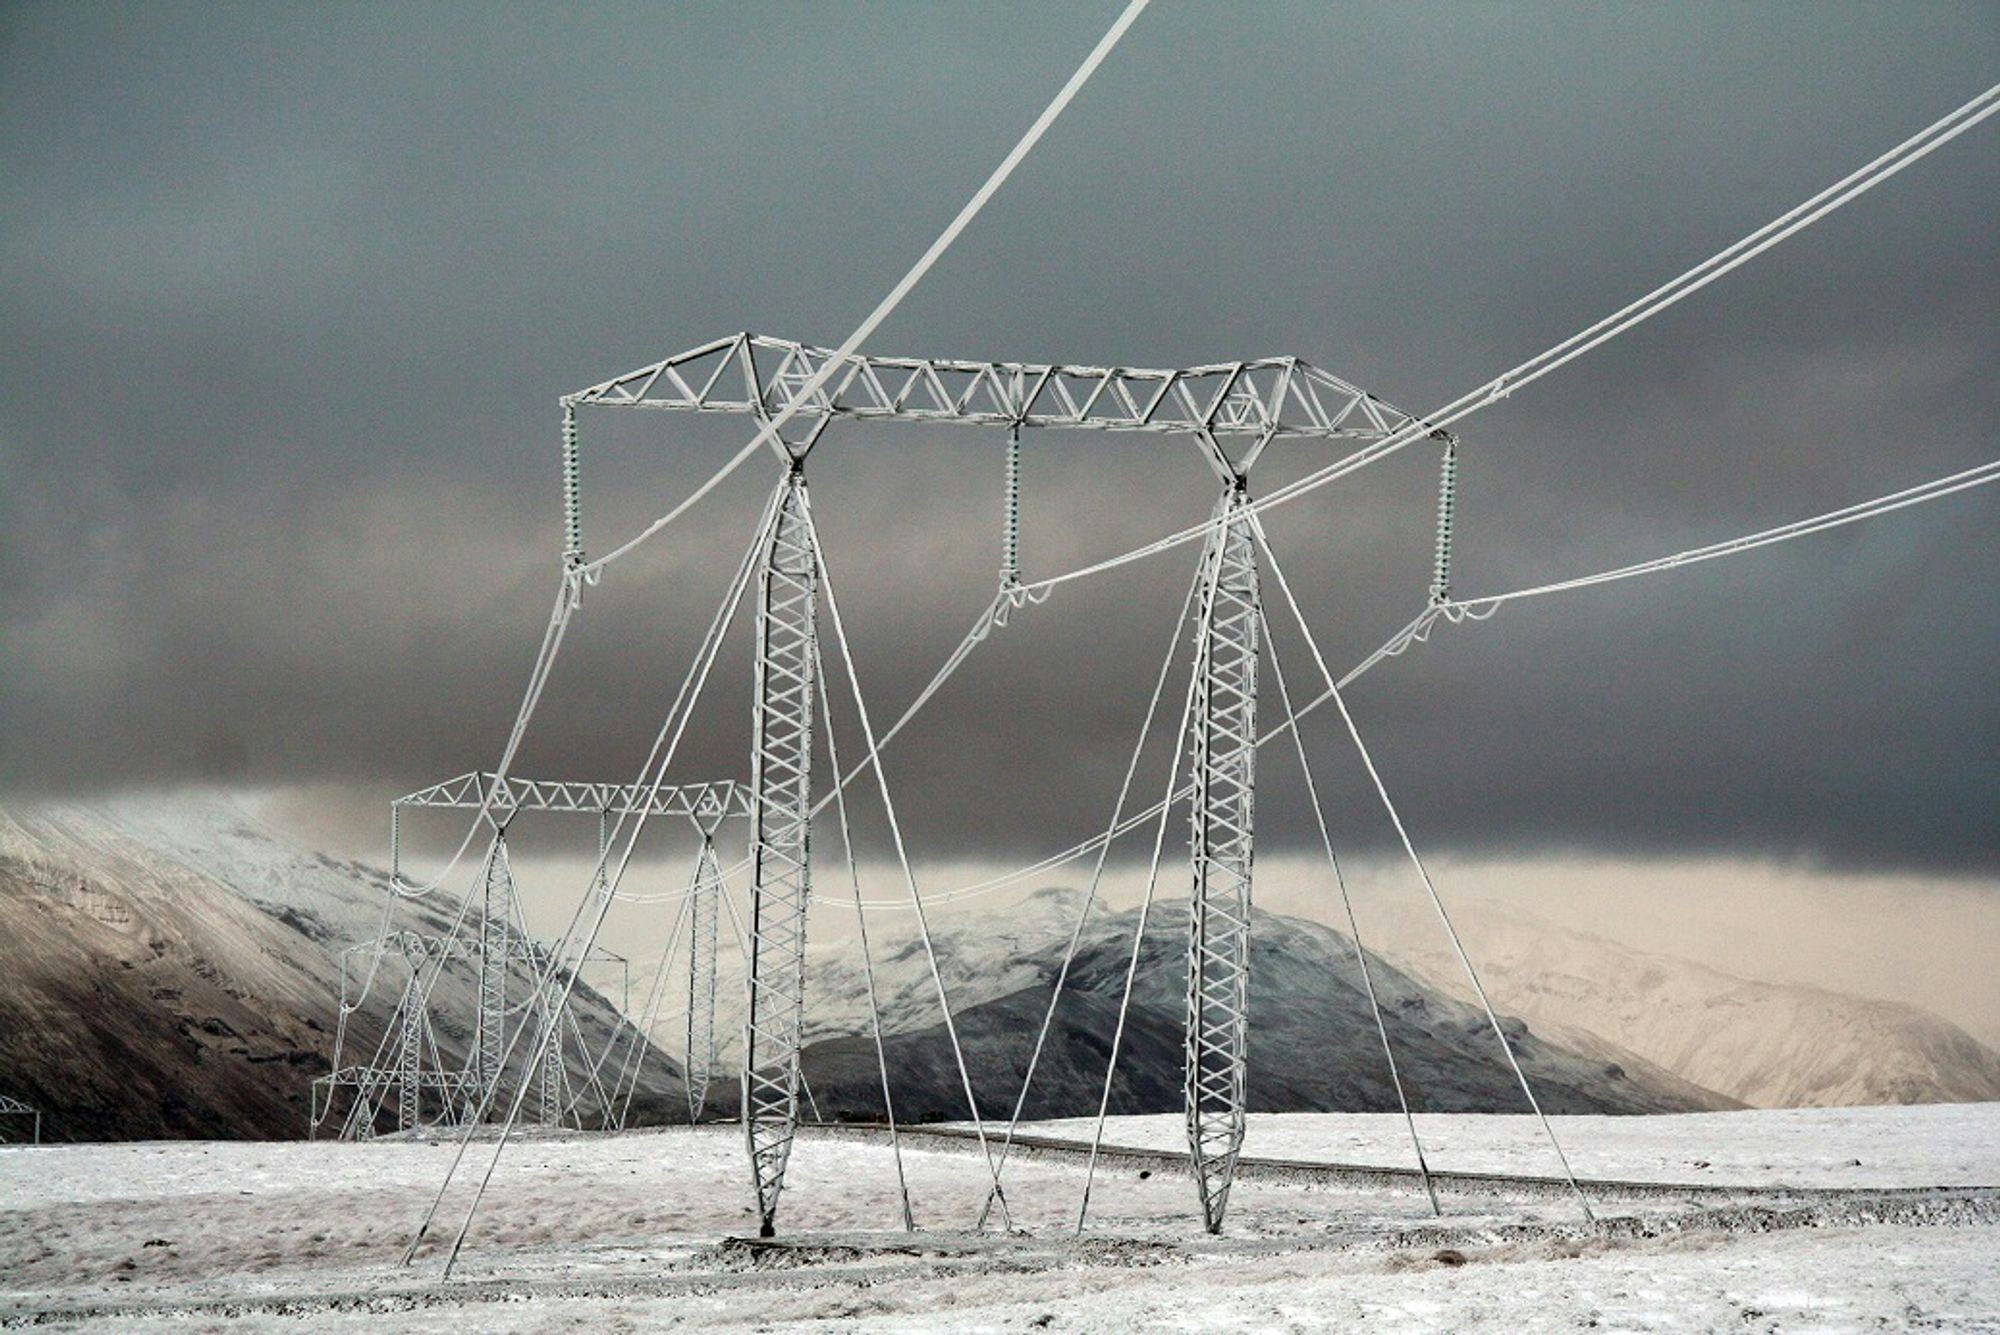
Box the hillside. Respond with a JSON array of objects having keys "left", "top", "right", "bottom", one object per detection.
[
  {"left": 0, "top": 795, "right": 681, "bottom": 1141},
  {"left": 9, "top": 795, "right": 1990, "bottom": 1141},
  {"left": 793, "top": 888, "right": 1731, "bottom": 1121},
  {"left": 1362, "top": 896, "right": 2000, "bottom": 1108}
]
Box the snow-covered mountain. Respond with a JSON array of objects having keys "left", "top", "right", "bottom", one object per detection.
[
  {"left": 793, "top": 887, "right": 1732, "bottom": 1121},
  {"left": 1359, "top": 896, "right": 2000, "bottom": 1109},
  {"left": 8, "top": 793, "right": 1990, "bottom": 1140},
  {"left": 0, "top": 794, "right": 680, "bottom": 1141}
]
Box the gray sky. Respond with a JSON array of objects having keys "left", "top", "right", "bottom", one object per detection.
[{"left": 4, "top": 0, "right": 1997, "bottom": 873}]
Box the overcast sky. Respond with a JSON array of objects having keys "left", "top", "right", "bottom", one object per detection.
[{"left": 4, "top": 1, "right": 1996, "bottom": 875}]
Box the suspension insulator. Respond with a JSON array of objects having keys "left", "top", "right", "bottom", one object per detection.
[
  {"left": 561, "top": 401, "right": 584, "bottom": 566},
  {"left": 1429, "top": 438, "right": 1458, "bottom": 605},
  {"left": 596, "top": 808, "right": 609, "bottom": 890},
  {"left": 1001, "top": 424, "right": 1023, "bottom": 589}
]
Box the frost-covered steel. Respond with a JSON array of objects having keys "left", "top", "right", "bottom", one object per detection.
[
  {"left": 572, "top": 333, "right": 1426, "bottom": 441},
  {"left": 1185, "top": 492, "right": 1259, "bottom": 1233},
  {"left": 743, "top": 475, "right": 819, "bottom": 1236},
  {"left": 685, "top": 840, "right": 722, "bottom": 1123},
  {"left": 472, "top": 838, "right": 512, "bottom": 1118},
  {"left": 393, "top": 772, "right": 751, "bottom": 822},
  {"left": 539, "top": 976, "right": 566, "bottom": 1129},
  {"left": 397, "top": 972, "right": 423, "bottom": 1133}
]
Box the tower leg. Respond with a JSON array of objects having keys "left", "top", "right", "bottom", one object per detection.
[
  {"left": 397, "top": 970, "right": 423, "bottom": 1132},
  {"left": 744, "top": 474, "right": 818, "bottom": 1236},
  {"left": 1186, "top": 491, "right": 1258, "bottom": 1233},
  {"left": 539, "top": 973, "right": 565, "bottom": 1127},
  {"left": 687, "top": 840, "right": 721, "bottom": 1123},
  {"left": 473, "top": 836, "right": 512, "bottom": 1121}
]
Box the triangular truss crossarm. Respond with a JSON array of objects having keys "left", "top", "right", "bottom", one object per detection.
[
  {"left": 394, "top": 772, "right": 752, "bottom": 823},
  {"left": 570, "top": 333, "right": 1430, "bottom": 442},
  {"left": 0, "top": 1094, "right": 39, "bottom": 1146}
]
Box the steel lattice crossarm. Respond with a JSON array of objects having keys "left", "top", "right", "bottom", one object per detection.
[
  {"left": 339, "top": 929, "right": 486, "bottom": 964},
  {"left": 315, "top": 1065, "right": 477, "bottom": 1095},
  {"left": 569, "top": 332, "right": 1443, "bottom": 441},
  {"left": 338, "top": 930, "right": 617, "bottom": 972},
  {"left": 393, "top": 771, "right": 753, "bottom": 822}
]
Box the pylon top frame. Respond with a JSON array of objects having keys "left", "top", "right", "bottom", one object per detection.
[{"left": 569, "top": 332, "right": 1435, "bottom": 443}]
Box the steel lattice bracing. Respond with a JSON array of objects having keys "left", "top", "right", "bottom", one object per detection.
[
  {"left": 538, "top": 978, "right": 566, "bottom": 1128},
  {"left": 685, "top": 840, "right": 722, "bottom": 1122},
  {"left": 1185, "top": 492, "right": 1259, "bottom": 1234},
  {"left": 473, "top": 837, "right": 513, "bottom": 1117},
  {"left": 571, "top": 333, "right": 1430, "bottom": 442},
  {"left": 743, "top": 474, "right": 819, "bottom": 1236},
  {"left": 397, "top": 971, "right": 424, "bottom": 1133},
  {"left": 0, "top": 1095, "right": 40, "bottom": 1146},
  {"left": 313, "top": 927, "right": 549, "bottom": 1141},
  {"left": 394, "top": 772, "right": 750, "bottom": 822}
]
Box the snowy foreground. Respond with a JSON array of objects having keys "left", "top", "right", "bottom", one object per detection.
[{"left": 1, "top": 1107, "right": 1996, "bottom": 1331}]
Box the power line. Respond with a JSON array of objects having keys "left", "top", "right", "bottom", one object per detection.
[{"left": 1017, "top": 83, "right": 2000, "bottom": 596}]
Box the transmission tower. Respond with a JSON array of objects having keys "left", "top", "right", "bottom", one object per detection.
[
  {"left": 396, "top": 969, "right": 425, "bottom": 1133},
  {"left": 388, "top": 63, "right": 2000, "bottom": 1251},
  {"left": 312, "top": 841, "right": 628, "bottom": 1141},
  {"left": 744, "top": 471, "right": 820, "bottom": 1236},
  {"left": 381, "top": 772, "right": 749, "bottom": 1136},
  {"left": 554, "top": 334, "right": 1443, "bottom": 1231}
]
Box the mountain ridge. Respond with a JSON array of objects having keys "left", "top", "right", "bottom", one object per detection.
[
  {"left": 794, "top": 885, "right": 1734, "bottom": 1121},
  {"left": 1358, "top": 894, "right": 2000, "bottom": 1108},
  {"left": 0, "top": 795, "right": 681, "bottom": 1140}
]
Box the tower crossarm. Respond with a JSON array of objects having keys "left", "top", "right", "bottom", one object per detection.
[
  {"left": 393, "top": 772, "right": 752, "bottom": 822},
  {"left": 570, "top": 333, "right": 1432, "bottom": 442}
]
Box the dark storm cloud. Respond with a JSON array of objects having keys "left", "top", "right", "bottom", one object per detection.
[{"left": 2, "top": 1, "right": 1996, "bottom": 870}]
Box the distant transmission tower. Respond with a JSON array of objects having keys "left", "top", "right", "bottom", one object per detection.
[
  {"left": 0, "top": 1095, "right": 41, "bottom": 1145},
  {"left": 336, "top": 772, "right": 750, "bottom": 1142},
  {"left": 311, "top": 829, "right": 627, "bottom": 1141}
]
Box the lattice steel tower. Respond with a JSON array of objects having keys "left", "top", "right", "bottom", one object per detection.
[
  {"left": 684, "top": 837, "right": 722, "bottom": 1122},
  {"left": 1185, "top": 486, "right": 1259, "bottom": 1233},
  {"left": 396, "top": 971, "right": 425, "bottom": 1132},
  {"left": 563, "top": 333, "right": 1444, "bottom": 1234},
  {"left": 743, "top": 470, "right": 819, "bottom": 1236},
  {"left": 471, "top": 836, "right": 514, "bottom": 1116}
]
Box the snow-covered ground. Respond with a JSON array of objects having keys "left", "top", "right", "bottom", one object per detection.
[
  {"left": 1, "top": 1107, "right": 1994, "bottom": 1330},
  {"left": 1013, "top": 1102, "right": 2000, "bottom": 1189}
]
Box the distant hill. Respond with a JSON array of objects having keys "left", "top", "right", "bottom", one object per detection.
[
  {"left": 1360, "top": 896, "right": 2000, "bottom": 1109},
  {"left": 0, "top": 795, "right": 681, "bottom": 1141},
  {"left": 11, "top": 795, "right": 1988, "bottom": 1141},
  {"left": 794, "top": 887, "right": 1732, "bottom": 1121}
]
